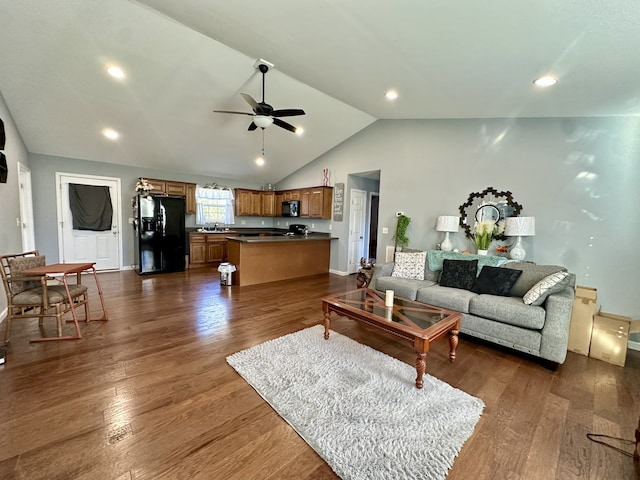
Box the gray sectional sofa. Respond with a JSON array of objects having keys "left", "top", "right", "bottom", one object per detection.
[{"left": 370, "top": 250, "right": 575, "bottom": 365}]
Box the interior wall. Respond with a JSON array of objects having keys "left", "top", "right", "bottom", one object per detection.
[
  {"left": 28, "top": 153, "right": 267, "bottom": 268},
  {"left": 278, "top": 117, "right": 640, "bottom": 318},
  {"left": 0, "top": 91, "right": 30, "bottom": 318}
]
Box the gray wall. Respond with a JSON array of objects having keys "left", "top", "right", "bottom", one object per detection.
[
  {"left": 278, "top": 117, "right": 640, "bottom": 319},
  {"left": 28, "top": 154, "right": 271, "bottom": 268},
  {"left": 0, "top": 92, "right": 30, "bottom": 316}
]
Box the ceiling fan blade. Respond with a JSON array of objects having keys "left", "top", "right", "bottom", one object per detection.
[
  {"left": 248, "top": 122, "right": 258, "bottom": 131},
  {"left": 241, "top": 93, "right": 260, "bottom": 111},
  {"left": 213, "top": 110, "right": 254, "bottom": 116},
  {"left": 271, "top": 109, "right": 306, "bottom": 117},
  {"left": 273, "top": 118, "right": 297, "bottom": 133}
]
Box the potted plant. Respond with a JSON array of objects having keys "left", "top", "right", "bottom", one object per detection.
[
  {"left": 393, "top": 214, "right": 411, "bottom": 251},
  {"left": 473, "top": 220, "right": 504, "bottom": 254}
]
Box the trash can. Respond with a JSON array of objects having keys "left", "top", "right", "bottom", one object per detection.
[{"left": 217, "top": 262, "right": 236, "bottom": 286}]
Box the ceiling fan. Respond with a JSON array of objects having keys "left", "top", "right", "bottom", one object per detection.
[{"left": 214, "top": 62, "right": 305, "bottom": 133}]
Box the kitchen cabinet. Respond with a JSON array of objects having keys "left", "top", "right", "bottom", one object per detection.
[
  {"left": 234, "top": 186, "right": 333, "bottom": 219},
  {"left": 185, "top": 184, "right": 196, "bottom": 215},
  {"left": 261, "top": 191, "right": 275, "bottom": 217},
  {"left": 206, "top": 237, "right": 227, "bottom": 264},
  {"left": 189, "top": 233, "right": 237, "bottom": 265},
  {"left": 235, "top": 189, "right": 262, "bottom": 216},
  {"left": 145, "top": 177, "right": 196, "bottom": 215},
  {"left": 189, "top": 234, "right": 206, "bottom": 264}
]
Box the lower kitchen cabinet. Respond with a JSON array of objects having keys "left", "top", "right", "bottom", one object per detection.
[{"left": 189, "top": 233, "right": 237, "bottom": 265}]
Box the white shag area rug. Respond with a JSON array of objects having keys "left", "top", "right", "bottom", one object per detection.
[{"left": 226, "top": 325, "right": 484, "bottom": 480}]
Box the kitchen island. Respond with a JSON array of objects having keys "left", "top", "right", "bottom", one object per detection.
[{"left": 227, "top": 234, "right": 334, "bottom": 286}]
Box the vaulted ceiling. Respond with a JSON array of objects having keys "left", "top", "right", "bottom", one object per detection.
[{"left": 1, "top": 1, "right": 638, "bottom": 184}]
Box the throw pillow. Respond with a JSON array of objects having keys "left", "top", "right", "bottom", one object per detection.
[
  {"left": 439, "top": 259, "right": 478, "bottom": 290},
  {"left": 391, "top": 251, "right": 426, "bottom": 280},
  {"left": 523, "top": 271, "right": 570, "bottom": 306},
  {"left": 471, "top": 266, "right": 523, "bottom": 296}
]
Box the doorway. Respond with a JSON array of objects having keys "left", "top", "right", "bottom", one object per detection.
[
  {"left": 56, "top": 172, "right": 122, "bottom": 270},
  {"left": 17, "top": 163, "right": 35, "bottom": 251},
  {"left": 368, "top": 193, "right": 379, "bottom": 262}
]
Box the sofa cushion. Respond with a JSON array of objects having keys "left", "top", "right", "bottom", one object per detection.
[
  {"left": 502, "top": 263, "right": 568, "bottom": 297},
  {"left": 523, "top": 271, "right": 570, "bottom": 306},
  {"left": 416, "top": 285, "right": 477, "bottom": 314},
  {"left": 428, "top": 250, "right": 509, "bottom": 276},
  {"left": 375, "top": 276, "right": 436, "bottom": 301},
  {"left": 469, "top": 295, "right": 546, "bottom": 329},
  {"left": 460, "top": 313, "right": 542, "bottom": 354},
  {"left": 8, "top": 255, "right": 46, "bottom": 294},
  {"left": 439, "top": 259, "right": 478, "bottom": 291},
  {"left": 391, "top": 251, "right": 426, "bottom": 280},
  {"left": 472, "top": 266, "right": 522, "bottom": 297}
]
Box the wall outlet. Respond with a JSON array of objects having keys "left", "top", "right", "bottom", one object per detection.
[
  {"left": 261, "top": 220, "right": 265, "bottom": 225},
  {"left": 128, "top": 217, "right": 133, "bottom": 224},
  {"left": 241, "top": 220, "right": 246, "bottom": 225},
  {"left": 329, "top": 224, "right": 332, "bottom": 230},
  {"left": 276, "top": 221, "right": 280, "bottom": 226},
  {"left": 311, "top": 223, "right": 315, "bottom": 229},
  {"left": 285, "top": 221, "right": 289, "bottom": 226},
  {"left": 382, "top": 227, "right": 389, "bottom": 234}
]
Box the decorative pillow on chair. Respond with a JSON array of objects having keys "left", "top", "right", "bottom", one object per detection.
[
  {"left": 472, "top": 266, "right": 523, "bottom": 296},
  {"left": 439, "top": 259, "right": 478, "bottom": 290},
  {"left": 523, "top": 271, "right": 570, "bottom": 305},
  {"left": 391, "top": 251, "right": 426, "bottom": 280}
]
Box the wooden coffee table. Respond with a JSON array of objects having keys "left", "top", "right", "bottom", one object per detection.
[{"left": 322, "top": 288, "right": 462, "bottom": 389}]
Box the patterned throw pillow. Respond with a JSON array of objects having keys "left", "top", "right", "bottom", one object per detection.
[
  {"left": 523, "top": 271, "right": 570, "bottom": 305},
  {"left": 391, "top": 251, "right": 427, "bottom": 280},
  {"left": 439, "top": 259, "right": 478, "bottom": 291}
]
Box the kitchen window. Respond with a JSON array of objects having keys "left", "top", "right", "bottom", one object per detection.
[{"left": 195, "top": 186, "right": 235, "bottom": 225}]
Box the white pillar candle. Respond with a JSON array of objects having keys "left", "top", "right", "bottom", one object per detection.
[{"left": 385, "top": 290, "right": 394, "bottom": 307}]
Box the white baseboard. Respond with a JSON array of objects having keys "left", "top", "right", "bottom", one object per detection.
[
  {"left": 628, "top": 340, "right": 640, "bottom": 352},
  {"left": 329, "top": 268, "right": 351, "bottom": 276}
]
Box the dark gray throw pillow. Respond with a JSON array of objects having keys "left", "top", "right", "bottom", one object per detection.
[
  {"left": 439, "top": 259, "right": 478, "bottom": 290},
  {"left": 472, "top": 266, "right": 523, "bottom": 296}
]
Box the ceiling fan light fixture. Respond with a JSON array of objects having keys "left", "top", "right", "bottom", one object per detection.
[
  {"left": 254, "top": 115, "right": 273, "bottom": 128},
  {"left": 106, "top": 65, "right": 125, "bottom": 79},
  {"left": 255, "top": 156, "right": 265, "bottom": 166},
  {"left": 295, "top": 127, "right": 304, "bottom": 136},
  {"left": 385, "top": 89, "right": 399, "bottom": 100}
]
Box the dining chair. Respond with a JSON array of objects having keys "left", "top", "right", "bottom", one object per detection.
[{"left": 0, "top": 250, "right": 90, "bottom": 342}]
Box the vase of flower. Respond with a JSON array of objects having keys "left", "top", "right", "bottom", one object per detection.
[{"left": 473, "top": 219, "right": 505, "bottom": 254}]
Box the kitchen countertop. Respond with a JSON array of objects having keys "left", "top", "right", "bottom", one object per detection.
[{"left": 227, "top": 233, "right": 336, "bottom": 243}]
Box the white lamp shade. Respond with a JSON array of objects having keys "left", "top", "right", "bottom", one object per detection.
[
  {"left": 504, "top": 217, "right": 535, "bottom": 236},
  {"left": 254, "top": 115, "right": 273, "bottom": 128},
  {"left": 436, "top": 215, "right": 459, "bottom": 232}
]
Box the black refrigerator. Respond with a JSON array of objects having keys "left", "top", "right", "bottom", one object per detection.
[{"left": 133, "top": 194, "right": 186, "bottom": 274}]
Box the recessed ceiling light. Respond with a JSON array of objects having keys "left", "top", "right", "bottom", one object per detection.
[
  {"left": 295, "top": 127, "right": 304, "bottom": 136},
  {"left": 385, "top": 90, "right": 399, "bottom": 100},
  {"left": 255, "top": 157, "right": 265, "bottom": 166},
  {"left": 103, "top": 128, "right": 119, "bottom": 140},
  {"left": 533, "top": 76, "right": 558, "bottom": 87},
  {"left": 106, "top": 65, "right": 125, "bottom": 79}
]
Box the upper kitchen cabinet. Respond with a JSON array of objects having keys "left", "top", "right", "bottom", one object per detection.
[
  {"left": 235, "top": 188, "right": 262, "bottom": 216},
  {"left": 261, "top": 191, "right": 276, "bottom": 217},
  {"left": 305, "top": 186, "right": 333, "bottom": 219},
  {"left": 234, "top": 186, "right": 333, "bottom": 219},
  {"left": 144, "top": 177, "right": 197, "bottom": 215}
]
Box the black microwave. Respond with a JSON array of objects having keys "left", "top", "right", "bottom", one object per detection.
[{"left": 282, "top": 200, "right": 300, "bottom": 217}]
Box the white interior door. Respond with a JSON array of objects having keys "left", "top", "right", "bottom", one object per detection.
[
  {"left": 56, "top": 172, "right": 122, "bottom": 270},
  {"left": 17, "top": 163, "right": 35, "bottom": 251},
  {"left": 348, "top": 189, "right": 367, "bottom": 274}
]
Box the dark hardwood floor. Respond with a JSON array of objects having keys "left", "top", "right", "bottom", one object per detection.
[{"left": 1, "top": 268, "right": 638, "bottom": 479}]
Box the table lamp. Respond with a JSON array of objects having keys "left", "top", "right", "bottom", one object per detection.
[
  {"left": 436, "top": 216, "right": 459, "bottom": 252},
  {"left": 504, "top": 217, "right": 535, "bottom": 260}
]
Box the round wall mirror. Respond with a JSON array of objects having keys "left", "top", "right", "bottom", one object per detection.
[{"left": 459, "top": 187, "right": 522, "bottom": 240}]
